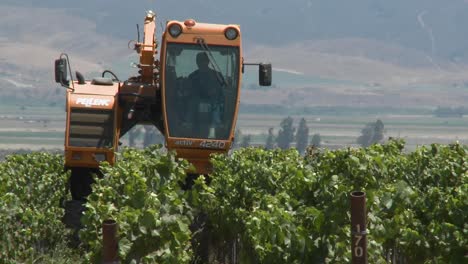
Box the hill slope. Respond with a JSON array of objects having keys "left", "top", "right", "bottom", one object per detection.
[
  {"left": 1, "top": 2, "right": 468, "bottom": 108},
  {"left": 4, "top": 0, "right": 468, "bottom": 62}
]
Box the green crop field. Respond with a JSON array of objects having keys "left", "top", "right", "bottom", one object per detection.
[{"left": 0, "top": 141, "right": 466, "bottom": 263}]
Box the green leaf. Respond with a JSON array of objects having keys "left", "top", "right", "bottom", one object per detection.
[{"left": 119, "top": 237, "right": 132, "bottom": 257}]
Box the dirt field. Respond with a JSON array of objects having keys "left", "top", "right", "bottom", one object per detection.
[{"left": 238, "top": 113, "right": 468, "bottom": 150}]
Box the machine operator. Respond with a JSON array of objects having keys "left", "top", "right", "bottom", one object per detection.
[{"left": 187, "top": 52, "right": 225, "bottom": 139}]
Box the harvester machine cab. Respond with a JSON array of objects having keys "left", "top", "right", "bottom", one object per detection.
[{"left": 160, "top": 19, "right": 271, "bottom": 174}]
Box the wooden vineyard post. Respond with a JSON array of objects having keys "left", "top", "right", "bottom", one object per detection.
[
  {"left": 350, "top": 191, "right": 367, "bottom": 264},
  {"left": 103, "top": 219, "right": 119, "bottom": 264}
]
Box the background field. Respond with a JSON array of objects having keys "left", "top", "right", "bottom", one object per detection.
[{"left": 1, "top": 104, "right": 466, "bottom": 153}]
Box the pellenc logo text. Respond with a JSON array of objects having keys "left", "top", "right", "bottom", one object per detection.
[{"left": 76, "top": 98, "right": 111, "bottom": 107}]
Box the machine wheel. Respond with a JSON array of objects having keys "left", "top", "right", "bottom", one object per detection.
[
  {"left": 69, "top": 167, "right": 100, "bottom": 200},
  {"left": 62, "top": 199, "right": 86, "bottom": 247}
]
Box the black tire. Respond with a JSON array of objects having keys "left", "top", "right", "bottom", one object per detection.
[
  {"left": 69, "top": 167, "right": 100, "bottom": 200},
  {"left": 62, "top": 199, "right": 86, "bottom": 247},
  {"left": 63, "top": 199, "right": 86, "bottom": 229}
]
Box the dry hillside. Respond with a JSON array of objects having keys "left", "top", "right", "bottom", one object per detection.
[
  {"left": 1, "top": 4, "right": 467, "bottom": 109},
  {"left": 0, "top": 5, "right": 130, "bottom": 91}
]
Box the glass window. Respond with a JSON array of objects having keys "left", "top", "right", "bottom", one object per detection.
[{"left": 165, "top": 43, "right": 240, "bottom": 140}]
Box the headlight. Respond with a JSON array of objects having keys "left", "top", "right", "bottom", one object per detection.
[
  {"left": 224, "top": 27, "right": 239, "bottom": 40},
  {"left": 168, "top": 23, "right": 182, "bottom": 38}
]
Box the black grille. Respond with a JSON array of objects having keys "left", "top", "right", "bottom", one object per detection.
[{"left": 68, "top": 108, "right": 114, "bottom": 148}]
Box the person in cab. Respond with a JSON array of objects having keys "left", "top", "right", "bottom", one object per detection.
[{"left": 188, "top": 52, "right": 225, "bottom": 139}]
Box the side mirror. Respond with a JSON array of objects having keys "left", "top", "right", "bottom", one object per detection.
[
  {"left": 259, "top": 63, "right": 272, "bottom": 86},
  {"left": 55, "top": 58, "right": 68, "bottom": 84}
]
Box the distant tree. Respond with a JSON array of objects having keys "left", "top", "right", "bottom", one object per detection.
[
  {"left": 143, "top": 125, "right": 164, "bottom": 147},
  {"left": 374, "top": 119, "right": 385, "bottom": 142},
  {"left": 310, "top": 133, "right": 322, "bottom": 148},
  {"left": 276, "top": 116, "right": 295, "bottom": 149},
  {"left": 357, "top": 125, "right": 373, "bottom": 147},
  {"left": 433, "top": 106, "right": 465, "bottom": 117},
  {"left": 128, "top": 127, "right": 142, "bottom": 147},
  {"left": 357, "top": 119, "right": 385, "bottom": 147},
  {"left": 233, "top": 128, "right": 243, "bottom": 148},
  {"left": 265, "top": 127, "right": 275, "bottom": 149},
  {"left": 40, "top": 119, "right": 50, "bottom": 128},
  {"left": 143, "top": 126, "right": 153, "bottom": 147},
  {"left": 240, "top": 134, "right": 252, "bottom": 148},
  {"left": 295, "top": 118, "right": 309, "bottom": 154}
]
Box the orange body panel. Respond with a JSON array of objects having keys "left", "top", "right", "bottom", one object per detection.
[
  {"left": 139, "top": 14, "right": 157, "bottom": 84},
  {"left": 174, "top": 147, "right": 226, "bottom": 174},
  {"left": 119, "top": 82, "right": 157, "bottom": 103},
  {"left": 65, "top": 148, "right": 116, "bottom": 168},
  {"left": 165, "top": 22, "right": 241, "bottom": 44},
  {"left": 69, "top": 82, "right": 119, "bottom": 96},
  {"left": 64, "top": 81, "right": 120, "bottom": 168}
]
